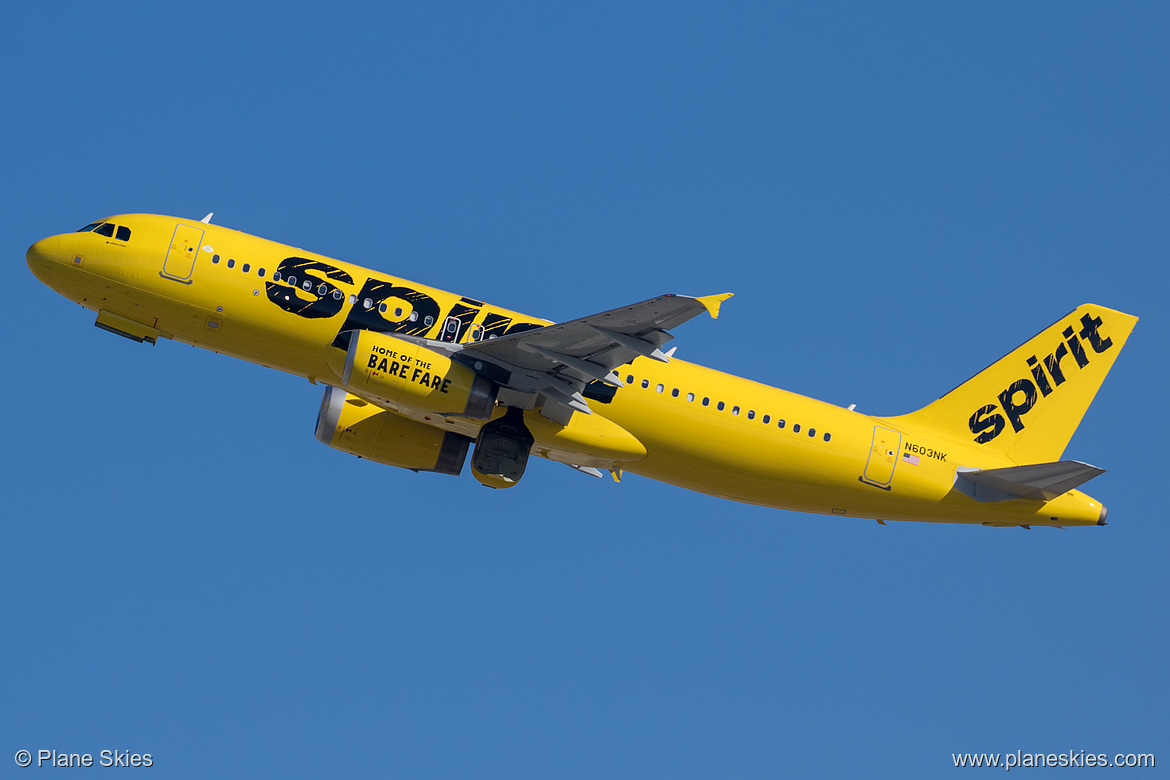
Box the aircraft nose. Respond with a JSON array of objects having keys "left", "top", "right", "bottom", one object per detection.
[{"left": 26, "top": 236, "right": 61, "bottom": 274}]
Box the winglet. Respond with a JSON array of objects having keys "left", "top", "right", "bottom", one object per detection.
[
  {"left": 200, "top": 212, "right": 214, "bottom": 224},
  {"left": 696, "top": 292, "right": 734, "bottom": 319}
]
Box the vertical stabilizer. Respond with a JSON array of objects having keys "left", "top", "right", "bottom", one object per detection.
[{"left": 889, "top": 304, "right": 1137, "bottom": 464}]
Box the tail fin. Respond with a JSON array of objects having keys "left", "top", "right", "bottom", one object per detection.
[{"left": 890, "top": 304, "right": 1137, "bottom": 464}]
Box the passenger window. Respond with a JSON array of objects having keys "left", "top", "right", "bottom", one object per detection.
[
  {"left": 319, "top": 284, "right": 329, "bottom": 295},
  {"left": 763, "top": 414, "right": 770, "bottom": 424},
  {"left": 287, "top": 276, "right": 296, "bottom": 286},
  {"left": 378, "top": 303, "right": 388, "bottom": 313},
  {"left": 302, "top": 281, "right": 312, "bottom": 291},
  {"left": 363, "top": 298, "right": 374, "bottom": 310},
  {"left": 469, "top": 325, "right": 485, "bottom": 342},
  {"left": 272, "top": 271, "right": 282, "bottom": 282},
  {"left": 333, "top": 290, "right": 343, "bottom": 300},
  {"left": 717, "top": 401, "right": 725, "bottom": 411},
  {"left": 348, "top": 294, "right": 357, "bottom": 304},
  {"left": 671, "top": 388, "right": 679, "bottom": 397},
  {"left": 656, "top": 384, "right": 664, "bottom": 393},
  {"left": 227, "top": 259, "right": 235, "bottom": 268},
  {"left": 808, "top": 428, "right": 816, "bottom": 437},
  {"left": 212, "top": 254, "right": 220, "bottom": 264},
  {"left": 258, "top": 268, "right": 266, "bottom": 277},
  {"left": 686, "top": 392, "right": 695, "bottom": 402},
  {"left": 242, "top": 263, "right": 251, "bottom": 273},
  {"left": 702, "top": 397, "right": 710, "bottom": 406},
  {"left": 778, "top": 419, "right": 786, "bottom": 429},
  {"left": 626, "top": 375, "right": 634, "bottom": 384},
  {"left": 793, "top": 424, "right": 801, "bottom": 433},
  {"left": 409, "top": 312, "right": 418, "bottom": 322},
  {"left": 115, "top": 226, "right": 131, "bottom": 241},
  {"left": 641, "top": 379, "right": 649, "bottom": 389},
  {"left": 395, "top": 308, "right": 403, "bottom": 317},
  {"left": 824, "top": 433, "right": 831, "bottom": 442},
  {"left": 747, "top": 410, "right": 755, "bottom": 420},
  {"left": 94, "top": 223, "right": 115, "bottom": 237},
  {"left": 424, "top": 315, "right": 434, "bottom": 326}
]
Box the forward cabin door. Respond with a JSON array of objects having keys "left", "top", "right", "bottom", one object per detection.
[
  {"left": 860, "top": 425, "right": 901, "bottom": 490},
  {"left": 162, "top": 223, "right": 204, "bottom": 282}
]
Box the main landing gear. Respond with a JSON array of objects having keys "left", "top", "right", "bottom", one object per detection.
[{"left": 470, "top": 407, "right": 534, "bottom": 489}]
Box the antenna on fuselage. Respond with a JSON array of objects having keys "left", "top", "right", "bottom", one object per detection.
[{"left": 200, "top": 212, "right": 214, "bottom": 224}]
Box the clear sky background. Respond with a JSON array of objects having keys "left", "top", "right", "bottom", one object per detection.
[{"left": 3, "top": 3, "right": 1167, "bottom": 777}]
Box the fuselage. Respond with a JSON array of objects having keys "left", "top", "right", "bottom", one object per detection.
[{"left": 27, "top": 213, "right": 1112, "bottom": 527}]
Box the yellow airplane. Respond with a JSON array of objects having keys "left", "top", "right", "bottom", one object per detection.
[{"left": 27, "top": 213, "right": 1138, "bottom": 528}]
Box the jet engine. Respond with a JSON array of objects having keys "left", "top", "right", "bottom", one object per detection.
[
  {"left": 315, "top": 385, "right": 471, "bottom": 474},
  {"left": 334, "top": 329, "right": 497, "bottom": 419}
]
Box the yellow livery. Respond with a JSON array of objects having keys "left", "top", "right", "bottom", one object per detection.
[{"left": 27, "top": 213, "right": 1138, "bottom": 527}]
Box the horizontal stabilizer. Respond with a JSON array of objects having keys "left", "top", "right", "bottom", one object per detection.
[{"left": 955, "top": 461, "right": 1105, "bottom": 503}]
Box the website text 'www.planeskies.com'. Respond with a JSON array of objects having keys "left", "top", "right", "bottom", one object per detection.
[{"left": 953, "top": 750, "right": 1154, "bottom": 770}]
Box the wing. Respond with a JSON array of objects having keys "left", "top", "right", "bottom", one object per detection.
[{"left": 458, "top": 293, "right": 733, "bottom": 422}]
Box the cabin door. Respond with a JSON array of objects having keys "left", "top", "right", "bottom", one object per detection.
[
  {"left": 860, "top": 425, "right": 901, "bottom": 489},
  {"left": 162, "top": 224, "right": 204, "bottom": 281}
]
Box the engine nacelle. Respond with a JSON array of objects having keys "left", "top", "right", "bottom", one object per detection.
[
  {"left": 336, "top": 329, "right": 496, "bottom": 419},
  {"left": 315, "top": 385, "right": 471, "bottom": 475}
]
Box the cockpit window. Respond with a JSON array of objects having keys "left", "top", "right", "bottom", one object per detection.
[{"left": 76, "top": 222, "right": 131, "bottom": 241}]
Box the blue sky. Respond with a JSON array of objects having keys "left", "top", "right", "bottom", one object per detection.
[{"left": 3, "top": 2, "right": 1167, "bottom": 776}]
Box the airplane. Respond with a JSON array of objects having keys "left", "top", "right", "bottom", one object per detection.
[{"left": 26, "top": 213, "right": 1138, "bottom": 528}]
